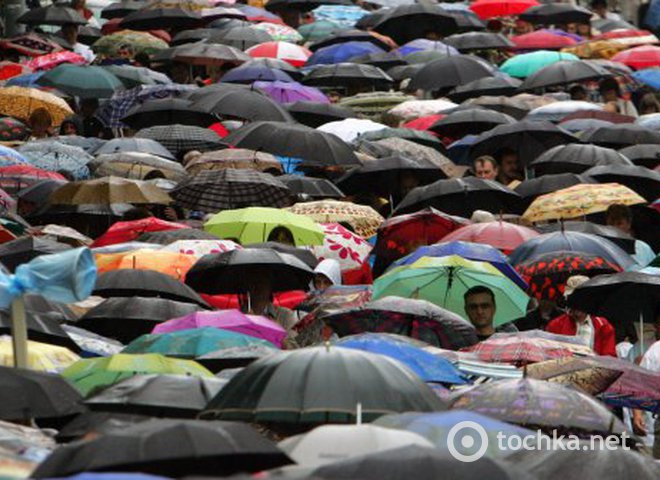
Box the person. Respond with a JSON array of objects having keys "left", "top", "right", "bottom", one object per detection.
[
  {"left": 591, "top": 0, "right": 622, "bottom": 20},
  {"left": 495, "top": 148, "right": 523, "bottom": 185},
  {"left": 568, "top": 84, "right": 588, "bottom": 101},
  {"left": 514, "top": 298, "right": 563, "bottom": 332},
  {"left": 267, "top": 226, "right": 295, "bottom": 246},
  {"left": 61, "top": 23, "right": 96, "bottom": 63},
  {"left": 606, "top": 204, "right": 656, "bottom": 267},
  {"left": 312, "top": 259, "right": 342, "bottom": 292},
  {"left": 59, "top": 115, "right": 83, "bottom": 136},
  {"left": 546, "top": 275, "right": 617, "bottom": 356},
  {"left": 638, "top": 93, "right": 660, "bottom": 115},
  {"left": 79, "top": 99, "right": 105, "bottom": 138},
  {"left": 599, "top": 78, "right": 638, "bottom": 117},
  {"left": 70, "top": 0, "right": 94, "bottom": 21},
  {"left": 473, "top": 155, "right": 499, "bottom": 181},
  {"left": 464, "top": 286, "right": 517, "bottom": 341},
  {"left": 27, "top": 108, "right": 53, "bottom": 139}
]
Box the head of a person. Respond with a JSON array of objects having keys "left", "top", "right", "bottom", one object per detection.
[
  {"left": 80, "top": 98, "right": 99, "bottom": 118},
  {"left": 565, "top": 23, "right": 578, "bottom": 34},
  {"left": 568, "top": 84, "right": 587, "bottom": 101},
  {"left": 590, "top": 0, "right": 608, "bottom": 17},
  {"left": 514, "top": 19, "right": 532, "bottom": 35},
  {"left": 473, "top": 155, "right": 499, "bottom": 180},
  {"left": 605, "top": 203, "right": 633, "bottom": 235},
  {"left": 464, "top": 286, "right": 496, "bottom": 330},
  {"left": 312, "top": 258, "right": 342, "bottom": 292},
  {"left": 564, "top": 275, "right": 590, "bottom": 323},
  {"left": 59, "top": 116, "right": 81, "bottom": 136},
  {"left": 267, "top": 226, "right": 295, "bottom": 246},
  {"left": 28, "top": 108, "right": 53, "bottom": 138},
  {"left": 61, "top": 23, "right": 78, "bottom": 45},
  {"left": 117, "top": 44, "right": 134, "bottom": 60},
  {"left": 599, "top": 77, "right": 621, "bottom": 103},
  {"left": 639, "top": 93, "right": 660, "bottom": 115},
  {"left": 497, "top": 148, "right": 521, "bottom": 181},
  {"left": 576, "top": 22, "right": 592, "bottom": 37}
]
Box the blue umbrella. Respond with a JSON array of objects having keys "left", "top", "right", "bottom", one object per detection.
[
  {"left": 313, "top": 5, "right": 370, "bottom": 28},
  {"left": 222, "top": 65, "right": 295, "bottom": 84},
  {"left": 446, "top": 134, "right": 478, "bottom": 166},
  {"left": 397, "top": 39, "right": 458, "bottom": 56},
  {"left": 389, "top": 241, "right": 528, "bottom": 290},
  {"left": 632, "top": 68, "right": 660, "bottom": 90},
  {"left": 6, "top": 71, "right": 45, "bottom": 88},
  {"left": 307, "top": 41, "right": 385, "bottom": 66},
  {"left": 335, "top": 333, "right": 469, "bottom": 385},
  {"left": 0, "top": 145, "right": 28, "bottom": 166},
  {"left": 18, "top": 141, "right": 92, "bottom": 180}
]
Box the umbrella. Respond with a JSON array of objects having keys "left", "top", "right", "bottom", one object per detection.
[
  {"left": 224, "top": 121, "right": 360, "bottom": 167},
  {"left": 522, "top": 183, "right": 646, "bottom": 223},
  {"left": 618, "top": 144, "right": 660, "bottom": 169},
  {"left": 308, "top": 222, "right": 371, "bottom": 274},
  {"left": 408, "top": 55, "right": 494, "bottom": 92},
  {"left": 580, "top": 124, "right": 660, "bottom": 149},
  {"left": 91, "top": 153, "right": 187, "bottom": 181},
  {"left": 245, "top": 242, "right": 318, "bottom": 269},
  {"left": 93, "top": 269, "right": 209, "bottom": 306},
  {"left": 317, "top": 118, "right": 387, "bottom": 142},
  {"left": 514, "top": 173, "right": 596, "bottom": 207},
  {"left": 469, "top": 0, "right": 539, "bottom": 19},
  {"left": 0, "top": 33, "right": 62, "bottom": 57},
  {"left": 90, "top": 218, "right": 189, "bottom": 248},
  {"left": 612, "top": 46, "right": 660, "bottom": 69},
  {"left": 185, "top": 248, "right": 314, "bottom": 294},
  {"left": 78, "top": 297, "right": 204, "bottom": 344},
  {"left": 94, "top": 138, "right": 176, "bottom": 161},
  {"left": 92, "top": 31, "right": 169, "bottom": 57},
  {"left": 279, "top": 175, "right": 344, "bottom": 200},
  {"left": 222, "top": 64, "right": 293, "bottom": 84},
  {"left": 204, "top": 207, "right": 323, "bottom": 246},
  {"left": 0, "top": 336, "right": 79, "bottom": 373},
  {"left": 135, "top": 125, "right": 226, "bottom": 159},
  {"left": 519, "top": 3, "right": 591, "bottom": 24},
  {"left": 37, "top": 65, "right": 124, "bottom": 99},
  {"left": 253, "top": 80, "right": 329, "bottom": 104},
  {"left": 310, "top": 29, "right": 393, "bottom": 53},
  {"left": 17, "top": 6, "right": 87, "bottom": 26},
  {"left": 286, "top": 200, "right": 384, "bottom": 238},
  {"left": 245, "top": 42, "right": 311, "bottom": 67},
  {"left": 119, "top": 8, "right": 201, "bottom": 30},
  {"left": 536, "top": 221, "right": 636, "bottom": 254},
  {"left": 161, "top": 239, "right": 242, "bottom": 256},
  {"left": 137, "top": 229, "right": 218, "bottom": 244},
  {"left": 373, "top": 256, "right": 528, "bottom": 326},
  {"left": 50, "top": 177, "right": 171, "bottom": 205},
  {"left": 469, "top": 120, "right": 577, "bottom": 165},
  {"left": 394, "top": 177, "right": 522, "bottom": 218},
  {"left": 357, "top": 129, "right": 445, "bottom": 152},
  {"left": 0, "top": 118, "right": 28, "bottom": 143},
  {"left": 448, "top": 77, "right": 522, "bottom": 103},
  {"left": 209, "top": 26, "right": 274, "bottom": 50},
  {"left": 303, "top": 63, "right": 393, "bottom": 89},
  {"left": 584, "top": 165, "right": 660, "bottom": 202},
  {"left": 530, "top": 144, "right": 632, "bottom": 175},
  {"left": 429, "top": 109, "right": 516, "bottom": 138},
  {"left": 102, "top": 1, "right": 145, "bottom": 19},
  {"left": 500, "top": 50, "right": 579, "bottom": 78},
  {"left": 85, "top": 374, "right": 227, "bottom": 417},
  {"left": 27, "top": 51, "right": 86, "bottom": 71},
  {"left": 298, "top": 20, "right": 341, "bottom": 43},
  {"left": 152, "top": 309, "right": 286, "bottom": 347},
  {"left": 0, "top": 307, "right": 80, "bottom": 353},
  {"left": 0, "top": 86, "right": 73, "bottom": 126},
  {"left": 512, "top": 30, "right": 578, "bottom": 50},
  {"left": 371, "top": 4, "right": 459, "bottom": 45},
  {"left": 173, "top": 42, "right": 250, "bottom": 66},
  {"left": 0, "top": 236, "right": 71, "bottom": 272},
  {"left": 508, "top": 231, "right": 635, "bottom": 270},
  {"left": 464, "top": 335, "right": 582, "bottom": 366},
  {"left": 18, "top": 141, "right": 92, "bottom": 180},
  {"left": 32, "top": 419, "right": 291, "bottom": 478},
  {"left": 121, "top": 99, "right": 215, "bottom": 129},
  {"left": 184, "top": 148, "right": 283, "bottom": 174},
  {"left": 94, "top": 249, "right": 198, "bottom": 280},
  {"left": 307, "top": 41, "right": 385, "bottom": 66},
  {"left": 171, "top": 169, "right": 291, "bottom": 213},
  {"left": 520, "top": 60, "right": 611, "bottom": 90},
  {"left": 201, "top": 346, "right": 444, "bottom": 423},
  {"left": 443, "top": 32, "right": 513, "bottom": 51}
]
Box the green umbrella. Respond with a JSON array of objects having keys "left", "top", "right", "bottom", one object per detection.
[
  {"left": 122, "top": 327, "right": 275, "bottom": 358},
  {"left": 298, "top": 20, "right": 341, "bottom": 43},
  {"left": 37, "top": 64, "right": 124, "bottom": 99},
  {"left": 92, "top": 31, "right": 169, "bottom": 57},
  {"left": 372, "top": 255, "right": 528, "bottom": 326},
  {"left": 204, "top": 206, "right": 325, "bottom": 246},
  {"left": 500, "top": 50, "right": 579, "bottom": 78}
]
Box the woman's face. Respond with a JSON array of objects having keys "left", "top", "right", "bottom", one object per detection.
[
  {"left": 63, "top": 123, "right": 78, "bottom": 135},
  {"left": 313, "top": 274, "right": 333, "bottom": 292}
]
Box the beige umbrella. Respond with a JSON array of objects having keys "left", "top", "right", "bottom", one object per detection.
[
  {"left": 0, "top": 87, "right": 73, "bottom": 126},
  {"left": 287, "top": 200, "right": 384, "bottom": 238},
  {"left": 184, "top": 148, "right": 283, "bottom": 175},
  {"left": 49, "top": 176, "right": 172, "bottom": 205}
]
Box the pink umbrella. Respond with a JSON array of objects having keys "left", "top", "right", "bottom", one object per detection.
[
  {"left": 152, "top": 309, "right": 287, "bottom": 347},
  {"left": 310, "top": 222, "right": 372, "bottom": 272},
  {"left": 27, "top": 51, "right": 87, "bottom": 71}
]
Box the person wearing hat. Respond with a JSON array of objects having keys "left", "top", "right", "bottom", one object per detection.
[{"left": 545, "top": 275, "right": 617, "bottom": 356}]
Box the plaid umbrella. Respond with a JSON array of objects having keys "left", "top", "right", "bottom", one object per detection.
[
  {"left": 135, "top": 124, "right": 225, "bottom": 159},
  {"left": 0, "top": 87, "right": 73, "bottom": 126},
  {"left": 287, "top": 200, "right": 384, "bottom": 238},
  {"left": 172, "top": 169, "right": 291, "bottom": 213},
  {"left": 516, "top": 251, "right": 622, "bottom": 301},
  {"left": 18, "top": 142, "right": 92, "bottom": 180},
  {"left": 463, "top": 336, "right": 581, "bottom": 366}
]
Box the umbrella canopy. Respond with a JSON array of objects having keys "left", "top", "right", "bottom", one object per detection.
[
  {"left": 137, "top": 228, "right": 219, "bottom": 244},
  {"left": 135, "top": 125, "right": 226, "bottom": 160},
  {"left": 0, "top": 336, "right": 79, "bottom": 373},
  {"left": 520, "top": 60, "right": 611, "bottom": 90},
  {"left": 119, "top": 8, "right": 201, "bottom": 30},
  {"left": 429, "top": 109, "right": 516, "bottom": 138},
  {"left": 245, "top": 41, "right": 311, "bottom": 67},
  {"left": 307, "top": 41, "right": 385, "bottom": 66},
  {"left": 530, "top": 144, "right": 632, "bottom": 175},
  {"left": 409, "top": 55, "right": 494, "bottom": 92},
  {"left": 279, "top": 175, "right": 344, "bottom": 200},
  {"left": 121, "top": 99, "right": 216, "bottom": 129},
  {"left": 500, "top": 50, "right": 579, "bottom": 78},
  {"left": 17, "top": 6, "right": 87, "bottom": 26},
  {"left": 173, "top": 42, "right": 250, "bottom": 66},
  {"left": 0, "top": 86, "right": 73, "bottom": 125},
  {"left": 612, "top": 45, "right": 660, "bottom": 70},
  {"left": 584, "top": 165, "right": 660, "bottom": 201},
  {"left": 0, "top": 236, "right": 71, "bottom": 272},
  {"left": 448, "top": 77, "right": 522, "bottom": 103},
  {"left": 303, "top": 62, "right": 393, "bottom": 89},
  {"left": 515, "top": 173, "right": 596, "bottom": 207},
  {"left": 470, "top": 0, "right": 539, "bottom": 19},
  {"left": 204, "top": 206, "right": 325, "bottom": 246},
  {"left": 0, "top": 307, "right": 79, "bottom": 352},
  {"left": 253, "top": 80, "right": 329, "bottom": 104},
  {"left": 50, "top": 177, "right": 172, "bottom": 205},
  {"left": 94, "top": 138, "right": 176, "bottom": 161},
  {"left": 201, "top": 346, "right": 445, "bottom": 423},
  {"left": 580, "top": 124, "right": 660, "bottom": 149},
  {"left": 536, "top": 221, "right": 636, "bottom": 254},
  {"left": 371, "top": 4, "right": 459, "bottom": 45},
  {"left": 310, "top": 222, "right": 372, "bottom": 273},
  {"left": 286, "top": 200, "right": 384, "bottom": 238},
  {"left": 32, "top": 419, "right": 291, "bottom": 478},
  {"left": 286, "top": 101, "right": 356, "bottom": 128},
  {"left": 94, "top": 249, "right": 198, "bottom": 280},
  {"left": 444, "top": 32, "right": 513, "bottom": 51},
  {"left": 619, "top": 144, "right": 660, "bottom": 169},
  {"left": 91, "top": 217, "right": 189, "bottom": 248},
  {"left": 38, "top": 65, "right": 124, "bottom": 99},
  {"left": 512, "top": 30, "right": 578, "bottom": 50},
  {"left": 464, "top": 335, "right": 583, "bottom": 366},
  {"left": 519, "top": 3, "right": 591, "bottom": 24}
]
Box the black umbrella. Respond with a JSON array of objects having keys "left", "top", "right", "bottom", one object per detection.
[
  {"left": 584, "top": 164, "right": 660, "bottom": 201},
  {"left": 0, "top": 236, "right": 71, "bottom": 272},
  {"left": 394, "top": 177, "right": 523, "bottom": 217},
  {"left": 17, "top": 180, "right": 68, "bottom": 205},
  {"left": 137, "top": 228, "right": 219, "bottom": 244},
  {"left": 278, "top": 175, "right": 345, "bottom": 200},
  {"left": 242, "top": 58, "right": 302, "bottom": 79},
  {"left": 173, "top": 42, "right": 251, "bottom": 66},
  {"left": 85, "top": 374, "right": 227, "bottom": 418},
  {"left": 429, "top": 109, "right": 516, "bottom": 137},
  {"left": 580, "top": 124, "right": 660, "bottom": 148},
  {"left": 93, "top": 270, "right": 209, "bottom": 307},
  {"left": 618, "top": 144, "right": 660, "bottom": 169},
  {"left": 172, "top": 169, "right": 291, "bottom": 213},
  {"left": 536, "top": 221, "right": 636, "bottom": 255},
  {"left": 77, "top": 296, "right": 205, "bottom": 344},
  {"left": 386, "top": 64, "right": 424, "bottom": 82},
  {"left": 76, "top": 26, "right": 103, "bottom": 45},
  {"left": 17, "top": 6, "right": 87, "bottom": 26},
  {"left": 286, "top": 101, "right": 356, "bottom": 128},
  {"left": 530, "top": 144, "right": 632, "bottom": 175},
  {"left": 197, "top": 344, "right": 277, "bottom": 372},
  {"left": 265, "top": 0, "right": 351, "bottom": 12},
  {"left": 521, "top": 60, "right": 611, "bottom": 90},
  {"left": 32, "top": 419, "right": 292, "bottom": 478},
  {"left": 93, "top": 138, "right": 176, "bottom": 161},
  {"left": 444, "top": 32, "right": 514, "bottom": 52},
  {"left": 464, "top": 95, "right": 530, "bottom": 120},
  {"left": 188, "top": 85, "right": 294, "bottom": 123},
  {"left": 309, "top": 29, "right": 392, "bottom": 52},
  {"left": 121, "top": 99, "right": 217, "bottom": 130},
  {"left": 519, "top": 3, "right": 592, "bottom": 24},
  {"left": 171, "top": 28, "right": 222, "bottom": 46},
  {"left": 224, "top": 121, "right": 361, "bottom": 167},
  {"left": 409, "top": 55, "right": 494, "bottom": 93},
  {"left": 0, "top": 308, "right": 80, "bottom": 352},
  {"left": 119, "top": 8, "right": 201, "bottom": 31},
  {"left": 303, "top": 63, "right": 393, "bottom": 89},
  {"left": 469, "top": 120, "right": 578, "bottom": 165},
  {"left": 371, "top": 4, "right": 459, "bottom": 45},
  {"left": 185, "top": 248, "right": 314, "bottom": 294},
  {"left": 514, "top": 173, "right": 596, "bottom": 208},
  {"left": 358, "top": 128, "right": 445, "bottom": 152},
  {"left": 336, "top": 155, "right": 446, "bottom": 199},
  {"left": 245, "top": 241, "right": 319, "bottom": 268},
  {"left": 135, "top": 125, "right": 226, "bottom": 160},
  {"left": 355, "top": 9, "right": 388, "bottom": 30},
  {"left": 56, "top": 411, "right": 151, "bottom": 443},
  {"left": 209, "top": 26, "right": 274, "bottom": 50},
  {"left": 102, "top": 65, "right": 171, "bottom": 88},
  {"left": 27, "top": 204, "right": 133, "bottom": 239},
  {"left": 352, "top": 51, "right": 408, "bottom": 71},
  {"left": 0, "top": 366, "right": 83, "bottom": 422},
  {"left": 592, "top": 17, "right": 635, "bottom": 32},
  {"left": 201, "top": 346, "right": 445, "bottom": 424},
  {"left": 101, "top": 1, "right": 145, "bottom": 19}
]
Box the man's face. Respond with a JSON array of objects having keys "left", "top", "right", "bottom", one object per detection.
[
  {"left": 568, "top": 308, "right": 588, "bottom": 323},
  {"left": 465, "top": 292, "right": 496, "bottom": 329},
  {"left": 474, "top": 161, "right": 498, "bottom": 180},
  {"left": 607, "top": 217, "right": 632, "bottom": 235},
  {"left": 500, "top": 154, "right": 519, "bottom": 178}
]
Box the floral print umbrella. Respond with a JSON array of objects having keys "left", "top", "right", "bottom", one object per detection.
[{"left": 310, "top": 223, "right": 372, "bottom": 272}]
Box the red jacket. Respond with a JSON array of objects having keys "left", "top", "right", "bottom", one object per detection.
[{"left": 546, "top": 313, "right": 617, "bottom": 357}]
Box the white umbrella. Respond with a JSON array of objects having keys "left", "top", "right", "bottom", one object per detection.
[{"left": 317, "top": 118, "right": 387, "bottom": 142}]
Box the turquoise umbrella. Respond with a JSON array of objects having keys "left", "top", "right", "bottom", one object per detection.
[
  {"left": 500, "top": 50, "right": 579, "bottom": 78},
  {"left": 37, "top": 64, "right": 124, "bottom": 98},
  {"left": 372, "top": 255, "right": 528, "bottom": 326},
  {"left": 122, "top": 327, "right": 276, "bottom": 359},
  {"left": 298, "top": 20, "right": 340, "bottom": 43}
]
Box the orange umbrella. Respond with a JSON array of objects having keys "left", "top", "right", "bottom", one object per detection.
[{"left": 94, "top": 249, "right": 198, "bottom": 280}]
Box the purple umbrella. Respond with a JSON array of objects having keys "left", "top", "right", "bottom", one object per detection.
[
  {"left": 397, "top": 39, "right": 458, "bottom": 56},
  {"left": 152, "top": 309, "right": 287, "bottom": 347},
  {"left": 253, "top": 80, "right": 329, "bottom": 103}
]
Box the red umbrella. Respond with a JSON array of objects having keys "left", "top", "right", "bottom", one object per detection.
[
  {"left": 440, "top": 221, "right": 540, "bottom": 254},
  {"left": 0, "top": 165, "right": 66, "bottom": 191},
  {"left": 245, "top": 42, "right": 311, "bottom": 67},
  {"left": 612, "top": 45, "right": 660, "bottom": 70},
  {"left": 463, "top": 336, "right": 577, "bottom": 366},
  {"left": 374, "top": 207, "right": 469, "bottom": 265},
  {"left": 470, "top": 0, "right": 539, "bottom": 20},
  {"left": 511, "top": 30, "right": 577, "bottom": 50},
  {"left": 402, "top": 114, "right": 445, "bottom": 133},
  {"left": 27, "top": 51, "right": 86, "bottom": 71},
  {"left": 91, "top": 217, "right": 191, "bottom": 248},
  {"left": 0, "top": 62, "right": 31, "bottom": 80},
  {"left": 593, "top": 29, "right": 658, "bottom": 45}
]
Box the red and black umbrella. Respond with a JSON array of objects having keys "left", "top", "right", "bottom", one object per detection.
[{"left": 516, "top": 251, "right": 622, "bottom": 301}]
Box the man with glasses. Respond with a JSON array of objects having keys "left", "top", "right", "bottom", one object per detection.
[{"left": 464, "top": 286, "right": 517, "bottom": 342}]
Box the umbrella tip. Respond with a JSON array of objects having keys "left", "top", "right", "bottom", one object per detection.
[{"left": 324, "top": 341, "right": 330, "bottom": 352}]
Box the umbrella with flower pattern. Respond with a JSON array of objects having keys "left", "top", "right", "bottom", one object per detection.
[{"left": 310, "top": 222, "right": 372, "bottom": 274}]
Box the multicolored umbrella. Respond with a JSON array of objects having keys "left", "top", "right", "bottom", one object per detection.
[
  {"left": 463, "top": 335, "right": 582, "bottom": 366},
  {"left": 0, "top": 118, "right": 28, "bottom": 142},
  {"left": 526, "top": 357, "right": 624, "bottom": 397},
  {"left": 245, "top": 41, "right": 312, "bottom": 67},
  {"left": 0, "top": 86, "right": 73, "bottom": 125},
  {"left": 309, "top": 222, "right": 372, "bottom": 273},
  {"left": 92, "top": 30, "right": 170, "bottom": 56},
  {"left": 27, "top": 51, "right": 87, "bottom": 71},
  {"left": 287, "top": 200, "right": 385, "bottom": 238},
  {"left": 253, "top": 22, "right": 303, "bottom": 43},
  {"left": 440, "top": 221, "right": 540, "bottom": 254}
]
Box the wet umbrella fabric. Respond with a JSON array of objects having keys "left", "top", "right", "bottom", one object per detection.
[
  {"left": 530, "top": 144, "right": 632, "bottom": 175},
  {"left": 408, "top": 55, "right": 494, "bottom": 92}
]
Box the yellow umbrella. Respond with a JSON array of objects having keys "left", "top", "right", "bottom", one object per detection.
[
  {"left": 522, "top": 183, "right": 646, "bottom": 223},
  {"left": 0, "top": 335, "right": 79, "bottom": 373},
  {"left": 0, "top": 86, "right": 73, "bottom": 125},
  {"left": 49, "top": 176, "right": 172, "bottom": 205},
  {"left": 286, "top": 200, "right": 384, "bottom": 238}
]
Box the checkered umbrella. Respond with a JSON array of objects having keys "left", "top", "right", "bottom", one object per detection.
[
  {"left": 463, "top": 336, "right": 580, "bottom": 366},
  {"left": 135, "top": 124, "right": 225, "bottom": 159},
  {"left": 172, "top": 169, "right": 291, "bottom": 213}
]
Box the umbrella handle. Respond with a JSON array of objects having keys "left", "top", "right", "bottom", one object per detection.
[{"left": 11, "top": 297, "right": 27, "bottom": 369}]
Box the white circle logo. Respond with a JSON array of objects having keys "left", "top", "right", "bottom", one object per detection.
[{"left": 447, "top": 421, "right": 489, "bottom": 463}]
